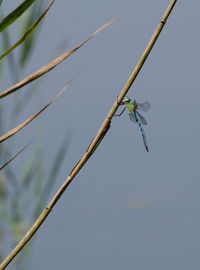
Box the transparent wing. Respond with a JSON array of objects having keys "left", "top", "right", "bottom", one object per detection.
[
  {"left": 136, "top": 111, "right": 147, "bottom": 125},
  {"left": 137, "top": 102, "right": 151, "bottom": 112},
  {"left": 129, "top": 112, "right": 137, "bottom": 123}
]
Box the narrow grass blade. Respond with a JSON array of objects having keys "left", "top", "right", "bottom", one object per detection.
[
  {"left": 44, "top": 135, "right": 71, "bottom": 200},
  {"left": 34, "top": 134, "right": 71, "bottom": 218},
  {"left": 0, "top": 141, "right": 31, "bottom": 171},
  {"left": 0, "top": 74, "right": 77, "bottom": 143},
  {"left": 0, "top": 17, "right": 119, "bottom": 99},
  {"left": 0, "top": 0, "right": 55, "bottom": 61},
  {"left": 0, "top": 0, "right": 36, "bottom": 32}
]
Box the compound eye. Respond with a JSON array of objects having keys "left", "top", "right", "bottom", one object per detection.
[{"left": 123, "top": 96, "right": 131, "bottom": 103}]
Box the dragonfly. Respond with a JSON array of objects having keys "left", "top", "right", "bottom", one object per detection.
[{"left": 115, "top": 96, "right": 151, "bottom": 152}]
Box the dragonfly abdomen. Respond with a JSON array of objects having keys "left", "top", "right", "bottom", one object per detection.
[{"left": 133, "top": 111, "right": 149, "bottom": 152}]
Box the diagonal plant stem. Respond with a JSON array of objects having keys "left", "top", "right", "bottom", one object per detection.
[
  {"left": 0, "top": 140, "right": 31, "bottom": 171},
  {"left": 0, "top": 1, "right": 177, "bottom": 269},
  {"left": 0, "top": 75, "right": 75, "bottom": 143}
]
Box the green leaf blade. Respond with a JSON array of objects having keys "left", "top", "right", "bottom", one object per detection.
[
  {"left": 0, "top": 0, "right": 55, "bottom": 61},
  {"left": 0, "top": 0, "right": 36, "bottom": 32}
]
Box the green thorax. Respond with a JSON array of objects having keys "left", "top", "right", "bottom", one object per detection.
[{"left": 125, "top": 101, "right": 135, "bottom": 113}]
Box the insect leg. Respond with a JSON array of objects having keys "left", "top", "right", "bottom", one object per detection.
[{"left": 114, "top": 107, "right": 126, "bottom": 117}]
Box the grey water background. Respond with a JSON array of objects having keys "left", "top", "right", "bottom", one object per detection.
[{"left": 2, "top": 0, "right": 200, "bottom": 269}]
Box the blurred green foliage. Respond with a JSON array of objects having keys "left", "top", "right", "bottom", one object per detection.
[{"left": 0, "top": 2, "right": 70, "bottom": 269}]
